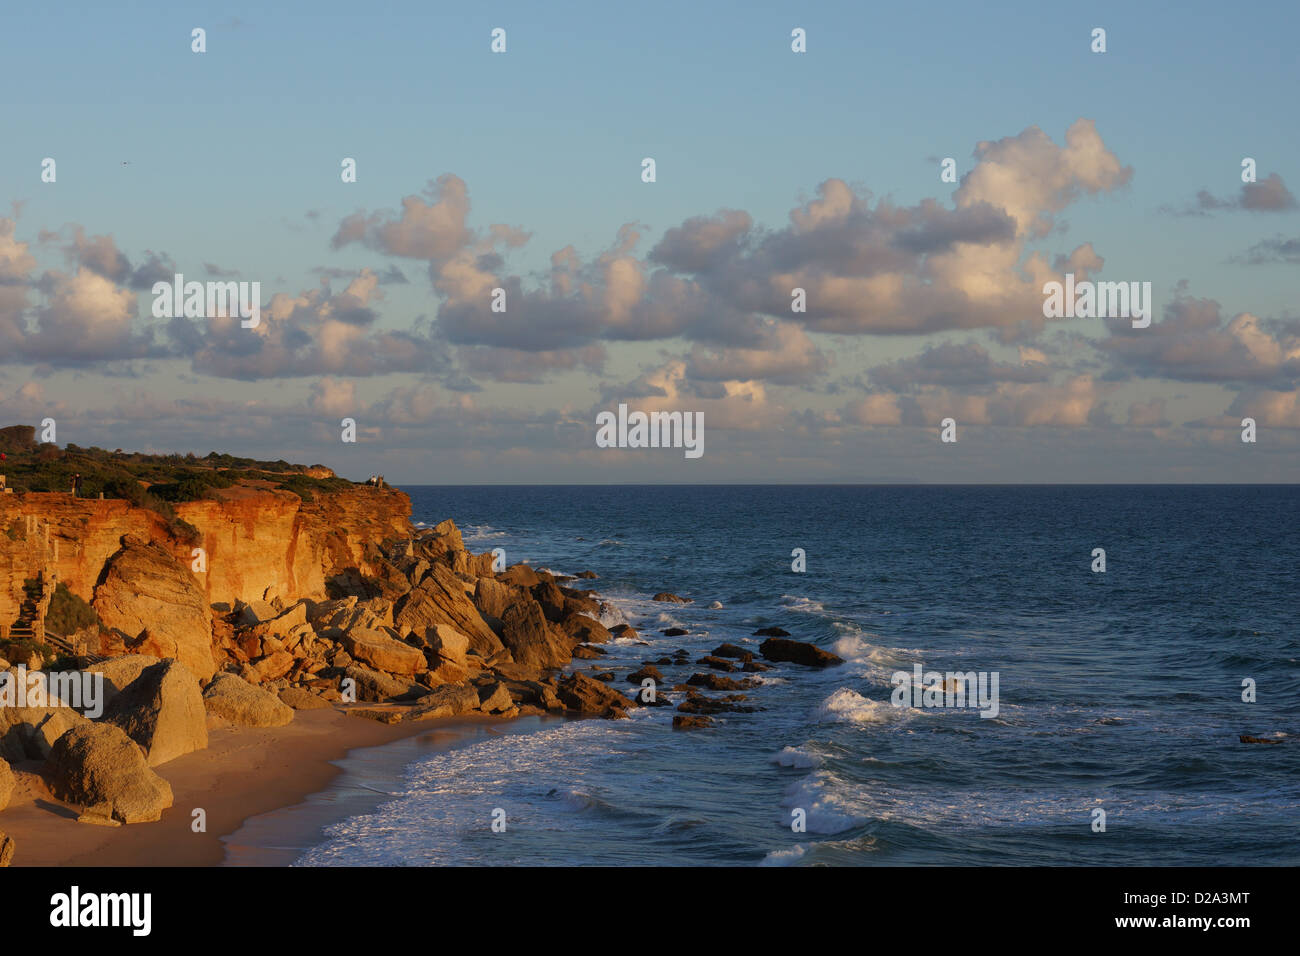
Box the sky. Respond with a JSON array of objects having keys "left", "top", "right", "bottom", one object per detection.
[{"left": 1, "top": 0, "right": 1297, "bottom": 483}]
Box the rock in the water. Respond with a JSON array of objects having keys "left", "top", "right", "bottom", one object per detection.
[
  {"left": 687, "top": 672, "right": 753, "bottom": 692},
  {"left": 576, "top": 570, "right": 599, "bottom": 579},
  {"left": 627, "top": 665, "right": 663, "bottom": 684},
  {"left": 92, "top": 536, "right": 216, "bottom": 680},
  {"left": 405, "top": 684, "right": 482, "bottom": 721},
  {"left": 758, "top": 637, "right": 843, "bottom": 667},
  {"left": 652, "top": 593, "right": 692, "bottom": 604},
  {"left": 278, "top": 686, "right": 332, "bottom": 710},
  {"left": 0, "top": 706, "right": 90, "bottom": 762},
  {"left": 0, "top": 758, "right": 13, "bottom": 810},
  {"left": 662, "top": 627, "right": 689, "bottom": 637},
  {"left": 610, "top": 624, "right": 638, "bottom": 641},
  {"left": 571, "top": 644, "right": 606, "bottom": 659},
  {"left": 560, "top": 614, "right": 614, "bottom": 645},
  {"left": 1239, "top": 734, "right": 1284, "bottom": 745},
  {"left": 673, "top": 715, "right": 712, "bottom": 730},
  {"left": 556, "top": 672, "right": 633, "bottom": 718},
  {"left": 711, "top": 643, "right": 754, "bottom": 661},
  {"left": 103, "top": 660, "right": 208, "bottom": 767},
  {"left": 698, "top": 655, "right": 737, "bottom": 672},
  {"left": 752, "top": 626, "right": 790, "bottom": 637},
  {"left": 202, "top": 673, "right": 294, "bottom": 726},
  {"left": 46, "top": 723, "right": 174, "bottom": 824}
]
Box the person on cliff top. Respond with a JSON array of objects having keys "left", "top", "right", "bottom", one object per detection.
[{"left": 72, "top": 473, "right": 82, "bottom": 496}]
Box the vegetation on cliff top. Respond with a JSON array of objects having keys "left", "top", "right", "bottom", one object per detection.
[{"left": 0, "top": 423, "right": 356, "bottom": 526}]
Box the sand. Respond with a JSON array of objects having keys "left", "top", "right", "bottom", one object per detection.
[{"left": 1, "top": 706, "right": 507, "bottom": 866}]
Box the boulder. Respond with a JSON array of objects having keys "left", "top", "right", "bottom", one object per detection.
[
  {"left": 752, "top": 626, "right": 791, "bottom": 637},
  {"left": 499, "top": 600, "right": 570, "bottom": 670},
  {"left": 698, "top": 655, "right": 737, "bottom": 672},
  {"left": 0, "top": 758, "right": 13, "bottom": 811},
  {"left": 341, "top": 665, "right": 426, "bottom": 703},
  {"left": 758, "top": 637, "right": 843, "bottom": 668},
  {"left": 571, "top": 644, "right": 606, "bottom": 659},
  {"left": 46, "top": 723, "right": 174, "bottom": 824},
  {"left": 278, "top": 686, "right": 332, "bottom": 710},
  {"left": 93, "top": 536, "right": 216, "bottom": 680},
  {"left": 103, "top": 660, "right": 208, "bottom": 767},
  {"left": 610, "top": 624, "right": 638, "bottom": 641},
  {"left": 423, "top": 623, "right": 471, "bottom": 667},
  {"left": 576, "top": 570, "right": 599, "bottom": 579},
  {"left": 560, "top": 615, "right": 614, "bottom": 645},
  {"left": 531, "top": 581, "right": 569, "bottom": 623},
  {"left": 0, "top": 706, "right": 90, "bottom": 762},
  {"left": 555, "top": 672, "right": 633, "bottom": 718},
  {"left": 89, "top": 655, "right": 163, "bottom": 710},
  {"left": 627, "top": 665, "right": 664, "bottom": 684},
  {"left": 652, "top": 593, "right": 692, "bottom": 604},
  {"left": 202, "top": 673, "right": 294, "bottom": 727},
  {"left": 687, "top": 672, "right": 752, "bottom": 691},
  {"left": 341, "top": 629, "right": 426, "bottom": 677},
  {"left": 473, "top": 577, "right": 522, "bottom": 631},
  {"left": 498, "top": 564, "right": 543, "bottom": 588},
  {"left": 405, "top": 684, "right": 482, "bottom": 721},
  {"left": 712, "top": 643, "right": 754, "bottom": 661},
  {"left": 673, "top": 715, "right": 712, "bottom": 730},
  {"left": 477, "top": 682, "right": 515, "bottom": 714}
]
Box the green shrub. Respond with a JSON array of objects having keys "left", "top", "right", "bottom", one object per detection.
[{"left": 45, "top": 582, "right": 99, "bottom": 637}]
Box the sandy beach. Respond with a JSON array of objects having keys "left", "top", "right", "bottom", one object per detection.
[{"left": 3, "top": 707, "right": 512, "bottom": 867}]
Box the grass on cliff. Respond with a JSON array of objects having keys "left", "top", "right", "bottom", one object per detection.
[{"left": 44, "top": 581, "right": 99, "bottom": 637}]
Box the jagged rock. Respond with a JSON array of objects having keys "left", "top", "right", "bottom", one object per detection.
[
  {"left": 0, "top": 832, "right": 13, "bottom": 866},
  {"left": 473, "top": 577, "right": 522, "bottom": 632},
  {"left": 0, "top": 706, "right": 90, "bottom": 762},
  {"left": 698, "top": 655, "right": 737, "bottom": 672},
  {"left": 420, "top": 623, "right": 470, "bottom": 667},
  {"left": 395, "top": 564, "right": 505, "bottom": 660},
  {"left": 103, "top": 660, "right": 208, "bottom": 767},
  {"left": 278, "top": 686, "right": 332, "bottom": 710},
  {"left": 248, "top": 649, "right": 296, "bottom": 683},
  {"left": 93, "top": 536, "right": 216, "bottom": 680},
  {"left": 673, "top": 715, "right": 712, "bottom": 729},
  {"left": 341, "top": 665, "right": 426, "bottom": 703},
  {"left": 687, "top": 672, "right": 753, "bottom": 691},
  {"left": 627, "top": 665, "right": 663, "bottom": 684},
  {"left": 759, "top": 637, "right": 843, "bottom": 667},
  {"left": 46, "top": 723, "right": 174, "bottom": 824},
  {"left": 653, "top": 593, "right": 692, "bottom": 604},
  {"left": 742, "top": 660, "right": 771, "bottom": 672},
  {"left": 202, "top": 673, "right": 294, "bottom": 726},
  {"left": 712, "top": 643, "right": 754, "bottom": 661},
  {"left": 610, "top": 624, "right": 638, "bottom": 641},
  {"left": 341, "top": 629, "right": 426, "bottom": 677},
  {"left": 491, "top": 661, "right": 544, "bottom": 682},
  {"left": 555, "top": 672, "right": 633, "bottom": 718},
  {"left": 405, "top": 684, "right": 481, "bottom": 721},
  {"left": 752, "top": 626, "right": 791, "bottom": 637},
  {"left": 571, "top": 644, "right": 606, "bottom": 659},
  {"left": 0, "top": 758, "right": 13, "bottom": 811},
  {"left": 499, "top": 599, "right": 570, "bottom": 670},
  {"left": 531, "top": 581, "right": 568, "bottom": 623},
  {"left": 498, "top": 564, "right": 543, "bottom": 588},
  {"left": 560, "top": 589, "right": 602, "bottom": 619},
  {"left": 560, "top": 615, "right": 614, "bottom": 645},
  {"left": 576, "top": 570, "right": 598, "bottom": 579}
]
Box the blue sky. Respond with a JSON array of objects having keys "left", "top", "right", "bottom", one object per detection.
[{"left": 2, "top": 1, "right": 1297, "bottom": 481}]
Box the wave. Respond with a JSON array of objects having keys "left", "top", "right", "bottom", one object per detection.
[
  {"left": 816, "top": 688, "right": 904, "bottom": 725},
  {"left": 772, "top": 745, "right": 824, "bottom": 769},
  {"left": 759, "top": 845, "right": 806, "bottom": 866}
]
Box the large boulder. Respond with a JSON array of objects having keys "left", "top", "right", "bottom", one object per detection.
[
  {"left": 103, "top": 660, "right": 208, "bottom": 767},
  {"left": 341, "top": 629, "right": 426, "bottom": 677},
  {"left": 87, "top": 654, "right": 163, "bottom": 710},
  {"left": 46, "top": 723, "right": 174, "bottom": 824},
  {"left": 405, "top": 684, "right": 481, "bottom": 721},
  {"left": 0, "top": 758, "right": 13, "bottom": 811},
  {"left": 555, "top": 672, "right": 632, "bottom": 718},
  {"left": 93, "top": 536, "right": 216, "bottom": 680},
  {"left": 0, "top": 706, "right": 90, "bottom": 762},
  {"left": 758, "top": 638, "right": 844, "bottom": 668},
  {"left": 394, "top": 564, "right": 505, "bottom": 660},
  {"left": 499, "top": 600, "right": 570, "bottom": 670},
  {"left": 341, "top": 665, "right": 426, "bottom": 703},
  {"left": 473, "top": 577, "right": 523, "bottom": 632},
  {"left": 202, "top": 673, "right": 294, "bottom": 727},
  {"left": 560, "top": 615, "right": 614, "bottom": 645}
]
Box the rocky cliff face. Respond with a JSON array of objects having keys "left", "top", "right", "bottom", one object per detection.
[{"left": 0, "top": 484, "right": 412, "bottom": 634}]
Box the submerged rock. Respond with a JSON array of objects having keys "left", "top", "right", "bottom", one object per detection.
[
  {"left": 758, "top": 637, "right": 843, "bottom": 667},
  {"left": 652, "top": 593, "right": 692, "bottom": 604}
]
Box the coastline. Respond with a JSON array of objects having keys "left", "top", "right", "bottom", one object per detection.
[{"left": 4, "top": 708, "right": 530, "bottom": 867}]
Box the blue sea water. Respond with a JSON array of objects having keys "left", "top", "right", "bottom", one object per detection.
[{"left": 290, "top": 485, "right": 1299, "bottom": 866}]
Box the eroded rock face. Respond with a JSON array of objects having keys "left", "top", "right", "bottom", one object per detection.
[
  {"left": 103, "top": 659, "right": 208, "bottom": 767},
  {"left": 405, "top": 684, "right": 481, "bottom": 721},
  {"left": 46, "top": 723, "right": 174, "bottom": 824},
  {"left": 341, "top": 629, "right": 425, "bottom": 677},
  {"left": 395, "top": 564, "right": 505, "bottom": 660},
  {"left": 93, "top": 537, "right": 216, "bottom": 680},
  {"left": 499, "top": 600, "right": 569, "bottom": 670},
  {"left": 202, "top": 673, "right": 294, "bottom": 727}
]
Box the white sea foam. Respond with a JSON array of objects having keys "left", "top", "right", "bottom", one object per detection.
[
  {"left": 782, "top": 773, "right": 868, "bottom": 834},
  {"left": 780, "top": 594, "right": 825, "bottom": 614},
  {"left": 772, "top": 745, "right": 823, "bottom": 769},
  {"left": 759, "top": 845, "right": 806, "bottom": 866},
  {"left": 817, "top": 688, "right": 900, "bottom": 725}
]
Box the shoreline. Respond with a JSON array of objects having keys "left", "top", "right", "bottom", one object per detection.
[{"left": 4, "top": 707, "right": 530, "bottom": 867}]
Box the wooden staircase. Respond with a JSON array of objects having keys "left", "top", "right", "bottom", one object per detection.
[{"left": 4, "top": 573, "right": 105, "bottom": 664}]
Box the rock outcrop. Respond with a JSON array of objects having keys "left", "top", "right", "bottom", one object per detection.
[{"left": 103, "top": 659, "right": 208, "bottom": 766}]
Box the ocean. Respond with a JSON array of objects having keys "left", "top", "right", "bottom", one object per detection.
[{"left": 237, "top": 485, "right": 1300, "bottom": 866}]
